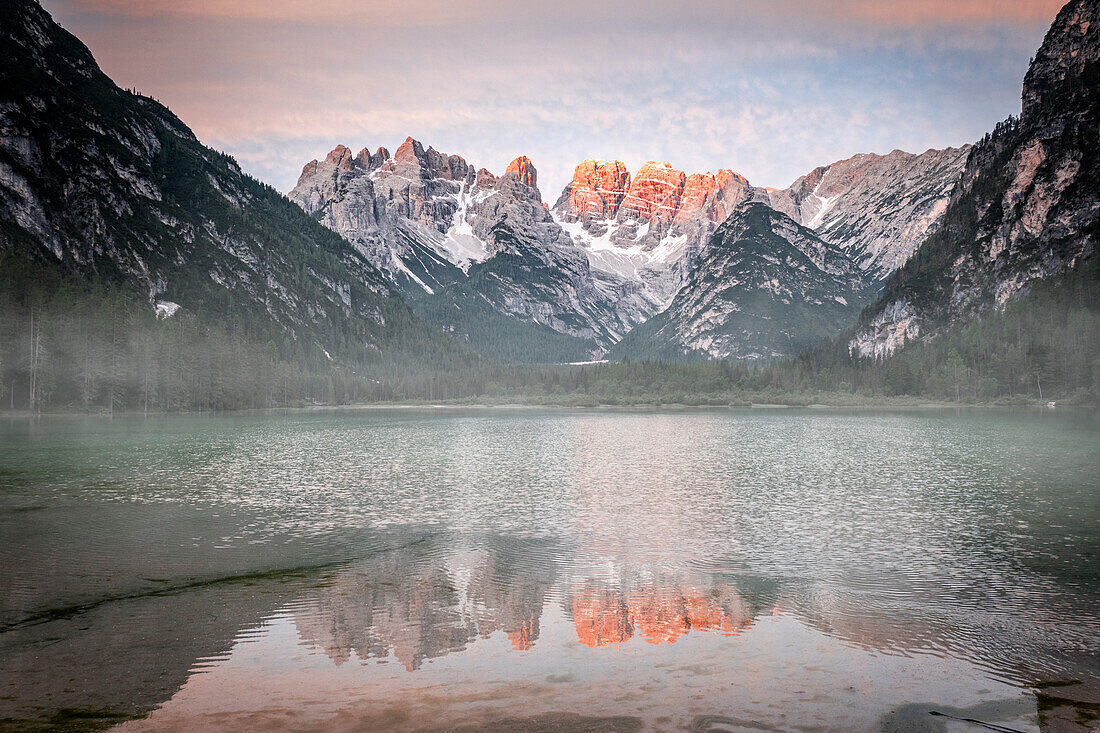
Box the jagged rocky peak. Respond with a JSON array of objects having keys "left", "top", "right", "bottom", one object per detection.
[
  {"left": 678, "top": 170, "right": 749, "bottom": 222},
  {"left": 1022, "top": 0, "right": 1097, "bottom": 121},
  {"left": 557, "top": 159, "right": 755, "bottom": 229},
  {"left": 298, "top": 143, "right": 389, "bottom": 179},
  {"left": 505, "top": 155, "right": 538, "bottom": 190},
  {"left": 326, "top": 143, "right": 354, "bottom": 168},
  {"left": 551, "top": 157, "right": 766, "bottom": 309},
  {"left": 294, "top": 140, "right": 581, "bottom": 279},
  {"left": 561, "top": 159, "right": 632, "bottom": 219},
  {"left": 293, "top": 138, "right": 547, "bottom": 220},
  {"left": 475, "top": 167, "right": 498, "bottom": 187},
  {"left": 849, "top": 0, "right": 1099, "bottom": 359},
  {"left": 381, "top": 136, "right": 472, "bottom": 182},
  {"left": 619, "top": 161, "right": 686, "bottom": 223},
  {"left": 295, "top": 136, "right": 481, "bottom": 193},
  {"left": 363, "top": 146, "right": 390, "bottom": 168},
  {"left": 768, "top": 146, "right": 972, "bottom": 281}
]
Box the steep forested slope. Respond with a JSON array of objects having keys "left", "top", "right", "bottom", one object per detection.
[
  {"left": 0, "top": 0, "right": 461, "bottom": 375},
  {"left": 849, "top": 0, "right": 1099, "bottom": 359}
]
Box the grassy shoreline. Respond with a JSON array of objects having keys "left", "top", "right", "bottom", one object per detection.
[{"left": 1, "top": 395, "right": 1090, "bottom": 419}]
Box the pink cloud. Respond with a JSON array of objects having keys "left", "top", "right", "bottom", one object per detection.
[
  {"left": 41, "top": 0, "right": 1059, "bottom": 199},
  {"left": 55, "top": 0, "right": 522, "bottom": 25},
  {"left": 60, "top": 0, "right": 1066, "bottom": 27}
]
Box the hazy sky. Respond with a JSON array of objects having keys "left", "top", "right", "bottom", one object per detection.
[{"left": 42, "top": 0, "right": 1063, "bottom": 200}]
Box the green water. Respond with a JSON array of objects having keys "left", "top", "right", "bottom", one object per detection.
[{"left": 0, "top": 408, "right": 1097, "bottom": 731}]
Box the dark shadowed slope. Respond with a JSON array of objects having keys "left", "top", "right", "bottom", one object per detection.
[
  {"left": 611, "top": 202, "right": 874, "bottom": 362},
  {"left": 0, "top": 0, "right": 464, "bottom": 371}
]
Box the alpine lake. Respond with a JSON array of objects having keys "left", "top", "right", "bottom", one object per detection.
[{"left": 1, "top": 408, "right": 1097, "bottom": 732}]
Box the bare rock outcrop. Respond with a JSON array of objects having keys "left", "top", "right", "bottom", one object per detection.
[
  {"left": 290, "top": 139, "right": 657, "bottom": 357},
  {"left": 769, "top": 147, "right": 971, "bottom": 282},
  {"left": 553, "top": 159, "right": 767, "bottom": 310}
]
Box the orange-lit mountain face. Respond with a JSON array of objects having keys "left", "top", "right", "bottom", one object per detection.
[
  {"left": 505, "top": 155, "right": 538, "bottom": 190},
  {"left": 563, "top": 160, "right": 755, "bottom": 231},
  {"left": 567, "top": 160, "right": 630, "bottom": 218},
  {"left": 553, "top": 159, "right": 767, "bottom": 309}
]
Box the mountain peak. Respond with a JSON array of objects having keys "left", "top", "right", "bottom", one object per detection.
[
  {"left": 1021, "top": 0, "right": 1099, "bottom": 122},
  {"left": 619, "top": 161, "right": 687, "bottom": 222},
  {"left": 394, "top": 136, "right": 426, "bottom": 165},
  {"left": 561, "top": 159, "right": 754, "bottom": 228},
  {"left": 767, "top": 145, "right": 972, "bottom": 279},
  {"left": 324, "top": 144, "right": 355, "bottom": 169},
  {"left": 354, "top": 146, "right": 390, "bottom": 169},
  {"left": 567, "top": 159, "right": 632, "bottom": 218},
  {"left": 505, "top": 156, "right": 537, "bottom": 189}
]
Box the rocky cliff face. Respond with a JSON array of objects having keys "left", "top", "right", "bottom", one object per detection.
[
  {"left": 768, "top": 147, "right": 971, "bottom": 282},
  {"left": 290, "top": 137, "right": 500, "bottom": 292},
  {"left": 610, "top": 202, "right": 874, "bottom": 361},
  {"left": 552, "top": 159, "right": 768, "bottom": 310},
  {"left": 0, "top": 0, "right": 442, "bottom": 365},
  {"left": 849, "top": 0, "right": 1099, "bottom": 359},
  {"left": 290, "top": 141, "right": 655, "bottom": 360},
  {"left": 566, "top": 159, "right": 631, "bottom": 218}
]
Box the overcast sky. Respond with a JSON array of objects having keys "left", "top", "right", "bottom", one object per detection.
[{"left": 42, "top": 0, "right": 1063, "bottom": 200}]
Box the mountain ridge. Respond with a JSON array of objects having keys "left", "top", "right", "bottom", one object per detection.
[
  {"left": 610, "top": 201, "right": 875, "bottom": 361},
  {"left": 0, "top": 0, "right": 461, "bottom": 371},
  {"left": 767, "top": 146, "right": 972, "bottom": 282},
  {"left": 848, "top": 0, "right": 1099, "bottom": 359},
  {"left": 290, "top": 136, "right": 972, "bottom": 364}
]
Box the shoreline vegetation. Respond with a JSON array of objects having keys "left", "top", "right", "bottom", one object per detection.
[
  {"left": 2, "top": 259, "right": 1097, "bottom": 415},
  {"left": 1, "top": 397, "right": 1093, "bottom": 420}
]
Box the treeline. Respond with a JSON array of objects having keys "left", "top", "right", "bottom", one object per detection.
[
  {"left": 393, "top": 360, "right": 844, "bottom": 406},
  {"left": 387, "top": 258, "right": 1100, "bottom": 406},
  {"left": 2, "top": 260, "right": 1097, "bottom": 412},
  {"left": 0, "top": 281, "right": 413, "bottom": 412},
  {"left": 795, "top": 257, "right": 1100, "bottom": 404}
]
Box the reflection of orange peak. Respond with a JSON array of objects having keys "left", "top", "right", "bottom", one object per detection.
[
  {"left": 507, "top": 619, "right": 537, "bottom": 651},
  {"left": 572, "top": 589, "right": 634, "bottom": 648},
  {"left": 572, "top": 584, "right": 752, "bottom": 647}
]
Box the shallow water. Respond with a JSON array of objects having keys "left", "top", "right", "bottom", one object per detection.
[{"left": 0, "top": 408, "right": 1097, "bottom": 731}]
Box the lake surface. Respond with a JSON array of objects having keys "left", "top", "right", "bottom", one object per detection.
[{"left": 1, "top": 408, "right": 1097, "bottom": 732}]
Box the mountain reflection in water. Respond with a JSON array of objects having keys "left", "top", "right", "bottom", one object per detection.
[
  {"left": 292, "top": 540, "right": 766, "bottom": 668},
  {"left": 111, "top": 528, "right": 1088, "bottom": 732},
  {"left": 0, "top": 409, "right": 1096, "bottom": 731},
  {"left": 269, "top": 529, "right": 1093, "bottom": 687}
]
